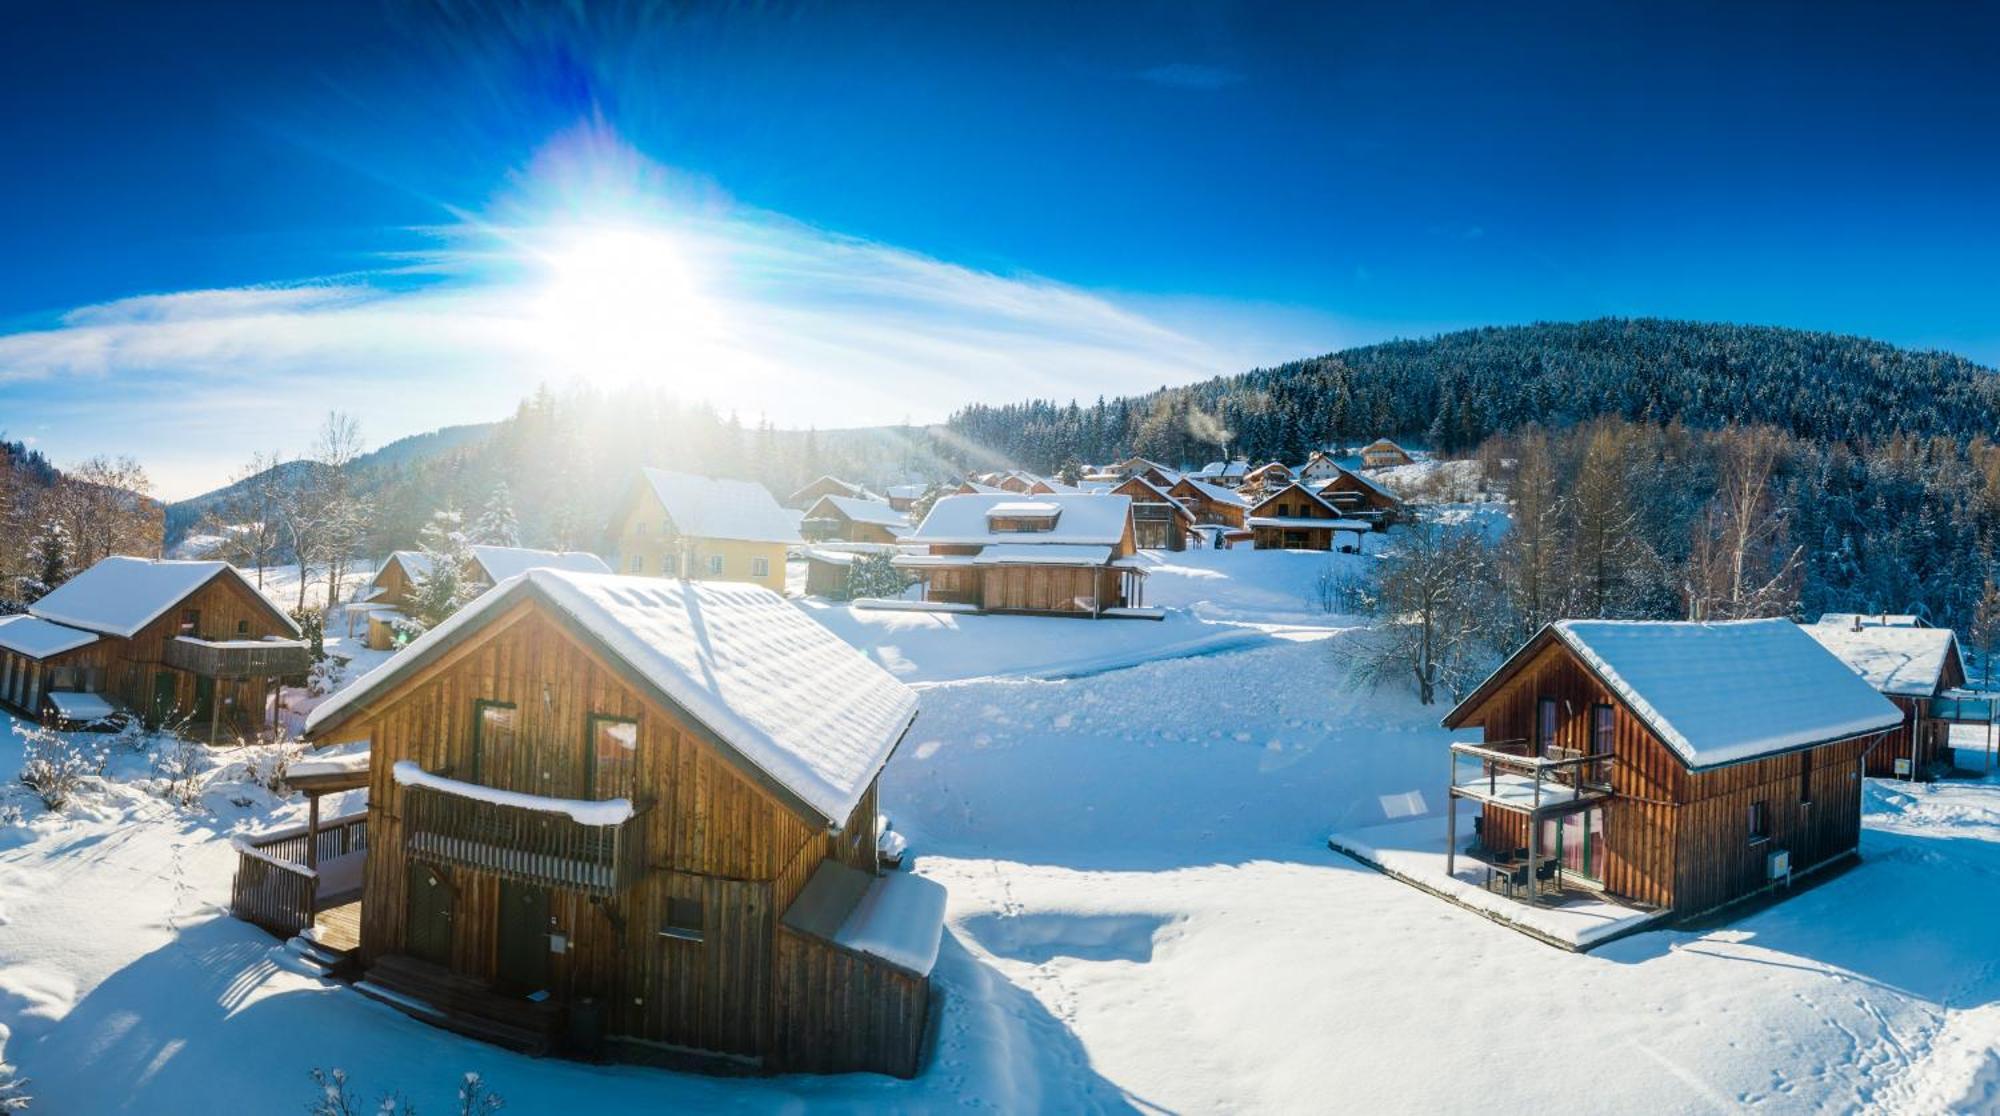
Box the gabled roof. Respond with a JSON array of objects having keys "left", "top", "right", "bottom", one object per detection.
[
  {"left": 307, "top": 570, "right": 919, "bottom": 828},
  {"left": 806, "top": 494, "right": 910, "bottom": 529},
  {"left": 1446, "top": 618, "right": 1904, "bottom": 769},
  {"left": 30, "top": 557, "right": 300, "bottom": 640},
  {"left": 956, "top": 480, "right": 1008, "bottom": 495},
  {"left": 1171, "top": 476, "right": 1252, "bottom": 508},
  {"left": 377, "top": 550, "right": 434, "bottom": 585},
  {"left": 1817, "top": 613, "right": 1927, "bottom": 629},
  {"left": 640, "top": 468, "right": 801, "bottom": 544},
  {"left": 1802, "top": 621, "right": 1962, "bottom": 697},
  {"left": 0, "top": 615, "right": 98, "bottom": 660},
  {"left": 1249, "top": 482, "right": 1340, "bottom": 518},
  {"left": 1243, "top": 461, "right": 1293, "bottom": 481},
  {"left": 907, "top": 493, "right": 1131, "bottom": 546},
  {"left": 1363, "top": 438, "right": 1411, "bottom": 454},
  {"left": 468, "top": 545, "right": 611, "bottom": 584},
  {"left": 787, "top": 475, "right": 876, "bottom": 505},
  {"left": 1319, "top": 465, "right": 1401, "bottom": 506},
  {"left": 1111, "top": 476, "right": 1197, "bottom": 522}
]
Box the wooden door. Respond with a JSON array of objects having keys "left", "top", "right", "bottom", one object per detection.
[
  {"left": 193, "top": 675, "right": 215, "bottom": 725},
  {"left": 495, "top": 880, "right": 551, "bottom": 994},
  {"left": 405, "top": 863, "right": 454, "bottom": 965},
  {"left": 150, "top": 671, "right": 177, "bottom": 727}
]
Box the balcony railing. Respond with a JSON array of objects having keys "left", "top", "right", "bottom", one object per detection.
[
  {"left": 1448, "top": 739, "right": 1614, "bottom": 816},
  {"left": 398, "top": 767, "right": 646, "bottom": 897},
  {"left": 165, "top": 636, "right": 312, "bottom": 679}
]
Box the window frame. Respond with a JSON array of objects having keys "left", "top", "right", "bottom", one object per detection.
[
  {"left": 1748, "top": 800, "right": 1770, "bottom": 845},
  {"left": 471, "top": 700, "right": 517, "bottom": 785},
  {"left": 1799, "top": 749, "right": 1813, "bottom": 806},
  {"left": 659, "top": 896, "right": 705, "bottom": 943},
  {"left": 751, "top": 556, "right": 770, "bottom": 578},
  {"left": 584, "top": 714, "right": 640, "bottom": 802},
  {"left": 1537, "top": 696, "right": 1558, "bottom": 757},
  {"left": 628, "top": 555, "right": 644, "bottom": 574},
  {"left": 707, "top": 554, "right": 725, "bottom": 576}
]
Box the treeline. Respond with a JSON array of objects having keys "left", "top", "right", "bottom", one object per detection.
[
  {"left": 945, "top": 318, "right": 2000, "bottom": 469},
  {"left": 0, "top": 449, "right": 163, "bottom": 610}
]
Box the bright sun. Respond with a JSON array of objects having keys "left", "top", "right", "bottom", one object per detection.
[{"left": 530, "top": 225, "right": 723, "bottom": 386}]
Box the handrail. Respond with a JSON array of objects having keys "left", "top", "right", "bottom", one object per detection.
[{"left": 402, "top": 783, "right": 649, "bottom": 896}]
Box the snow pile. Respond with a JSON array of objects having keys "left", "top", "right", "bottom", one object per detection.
[
  {"left": 1550, "top": 618, "right": 1906, "bottom": 767},
  {"left": 835, "top": 871, "right": 947, "bottom": 976},
  {"left": 466, "top": 545, "right": 610, "bottom": 583},
  {"left": 32, "top": 557, "right": 299, "bottom": 639},
  {"left": 0, "top": 616, "right": 97, "bottom": 659},
  {"left": 1803, "top": 620, "right": 1960, "bottom": 697},
  {"left": 391, "top": 761, "right": 632, "bottom": 826},
  {"left": 314, "top": 571, "right": 919, "bottom": 826},
  {"left": 41, "top": 692, "right": 114, "bottom": 721},
  {"left": 640, "top": 468, "right": 800, "bottom": 544}
]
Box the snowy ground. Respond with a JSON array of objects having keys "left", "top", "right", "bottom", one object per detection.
[{"left": 6, "top": 543, "right": 2000, "bottom": 1110}]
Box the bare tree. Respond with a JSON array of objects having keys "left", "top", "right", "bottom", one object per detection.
[
  {"left": 309, "top": 413, "right": 369, "bottom": 608},
  {"left": 202, "top": 450, "right": 287, "bottom": 587},
  {"left": 1339, "top": 515, "right": 1507, "bottom": 705},
  {"left": 46, "top": 456, "right": 160, "bottom": 568},
  {"left": 1684, "top": 426, "right": 1801, "bottom": 620}
]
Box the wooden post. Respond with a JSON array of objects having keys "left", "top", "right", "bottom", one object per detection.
[
  {"left": 208, "top": 678, "right": 222, "bottom": 748},
  {"left": 305, "top": 792, "right": 321, "bottom": 929},
  {"left": 1526, "top": 795, "right": 1541, "bottom": 904},
  {"left": 1445, "top": 758, "right": 1458, "bottom": 880}
]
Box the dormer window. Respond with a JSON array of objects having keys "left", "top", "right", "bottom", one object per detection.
[{"left": 987, "top": 501, "right": 1061, "bottom": 533}]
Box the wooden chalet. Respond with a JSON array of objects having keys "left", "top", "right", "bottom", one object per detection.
[
  {"left": 785, "top": 475, "right": 876, "bottom": 510},
  {"left": 883, "top": 484, "right": 927, "bottom": 513},
  {"left": 1442, "top": 619, "right": 1903, "bottom": 922},
  {"left": 1109, "top": 476, "right": 1195, "bottom": 551},
  {"left": 353, "top": 547, "right": 610, "bottom": 651},
  {"left": 1246, "top": 483, "right": 1370, "bottom": 552},
  {"left": 12, "top": 557, "right": 308, "bottom": 740},
  {"left": 798, "top": 544, "right": 901, "bottom": 599},
  {"left": 1360, "top": 438, "right": 1415, "bottom": 469},
  {"left": 609, "top": 469, "right": 801, "bottom": 595},
  {"left": 1314, "top": 465, "right": 1404, "bottom": 528},
  {"left": 801, "top": 494, "right": 910, "bottom": 545},
  {"left": 288, "top": 570, "right": 942, "bottom": 1076},
  {"left": 1803, "top": 617, "right": 1968, "bottom": 778},
  {"left": 1190, "top": 459, "right": 1251, "bottom": 488},
  {"left": 894, "top": 494, "right": 1149, "bottom": 616},
  {"left": 1240, "top": 461, "right": 1294, "bottom": 496},
  {"left": 1167, "top": 476, "right": 1251, "bottom": 530},
  {"left": 1295, "top": 450, "right": 1343, "bottom": 485}
]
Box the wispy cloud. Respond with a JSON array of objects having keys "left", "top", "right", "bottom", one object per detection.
[{"left": 1138, "top": 63, "right": 1246, "bottom": 90}]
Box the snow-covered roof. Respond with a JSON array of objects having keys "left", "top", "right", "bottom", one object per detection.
[
  {"left": 30, "top": 557, "right": 299, "bottom": 640},
  {"left": 1320, "top": 466, "right": 1401, "bottom": 505},
  {"left": 382, "top": 550, "right": 433, "bottom": 581},
  {"left": 957, "top": 480, "right": 1008, "bottom": 495},
  {"left": 1251, "top": 482, "right": 1340, "bottom": 516},
  {"left": 468, "top": 545, "right": 611, "bottom": 584},
  {"left": 0, "top": 615, "right": 99, "bottom": 659},
  {"left": 43, "top": 690, "right": 115, "bottom": 720},
  {"left": 393, "top": 760, "right": 634, "bottom": 826},
  {"left": 1247, "top": 517, "right": 1372, "bottom": 531},
  {"left": 809, "top": 495, "right": 910, "bottom": 529},
  {"left": 1195, "top": 460, "right": 1249, "bottom": 479},
  {"left": 974, "top": 544, "right": 1115, "bottom": 566},
  {"left": 788, "top": 475, "right": 876, "bottom": 503},
  {"left": 988, "top": 500, "right": 1061, "bottom": 517},
  {"left": 1115, "top": 476, "right": 1196, "bottom": 519},
  {"left": 640, "top": 468, "right": 802, "bottom": 544},
  {"left": 1174, "top": 477, "right": 1252, "bottom": 508},
  {"left": 309, "top": 570, "right": 918, "bottom": 827},
  {"left": 908, "top": 493, "right": 1131, "bottom": 546},
  {"left": 884, "top": 484, "right": 927, "bottom": 499},
  {"left": 1526, "top": 619, "right": 1905, "bottom": 768},
  {"left": 781, "top": 859, "right": 947, "bottom": 977},
  {"left": 1817, "top": 613, "right": 1926, "bottom": 629},
  {"left": 1803, "top": 621, "right": 1960, "bottom": 697}
]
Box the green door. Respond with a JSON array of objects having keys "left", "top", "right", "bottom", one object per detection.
[
  {"left": 405, "top": 864, "right": 454, "bottom": 965},
  {"left": 192, "top": 674, "right": 215, "bottom": 726},
  {"left": 495, "top": 880, "right": 551, "bottom": 994},
  {"left": 149, "top": 672, "right": 177, "bottom": 727}
]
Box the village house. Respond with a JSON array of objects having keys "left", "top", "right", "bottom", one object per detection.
[
  {"left": 352, "top": 546, "right": 611, "bottom": 651},
  {"left": 281, "top": 569, "right": 943, "bottom": 1076},
  {"left": 1190, "top": 459, "right": 1251, "bottom": 488},
  {"left": 1441, "top": 619, "right": 1903, "bottom": 923},
  {"left": 1360, "top": 438, "right": 1415, "bottom": 469},
  {"left": 894, "top": 493, "right": 1149, "bottom": 615},
  {"left": 11, "top": 556, "right": 308, "bottom": 739},
  {"left": 1167, "top": 475, "right": 1252, "bottom": 531},
  {"left": 1246, "top": 482, "right": 1370, "bottom": 552},
  {"left": 785, "top": 475, "right": 878, "bottom": 510},
  {"left": 609, "top": 469, "right": 801, "bottom": 594},
  {"left": 801, "top": 494, "right": 911, "bottom": 545},
  {"left": 1110, "top": 476, "right": 1196, "bottom": 551},
  {"left": 1240, "top": 461, "right": 1294, "bottom": 497},
  {"left": 1295, "top": 450, "right": 1344, "bottom": 486},
  {"left": 882, "top": 484, "right": 927, "bottom": 513},
  {"left": 1803, "top": 615, "right": 1967, "bottom": 778},
  {"left": 1314, "top": 464, "right": 1404, "bottom": 528}
]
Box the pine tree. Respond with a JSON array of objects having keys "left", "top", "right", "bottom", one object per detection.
[
  {"left": 401, "top": 506, "right": 474, "bottom": 635},
  {"left": 844, "top": 552, "right": 906, "bottom": 601},
  {"left": 472, "top": 482, "right": 520, "bottom": 547},
  {"left": 24, "top": 520, "right": 72, "bottom": 601}
]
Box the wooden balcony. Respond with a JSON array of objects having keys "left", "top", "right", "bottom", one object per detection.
[
  {"left": 229, "top": 811, "right": 370, "bottom": 938},
  {"left": 165, "top": 636, "right": 311, "bottom": 679},
  {"left": 400, "top": 773, "right": 646, "bottom": 897},
  {"left": 1448, "top": 740, "right": 1614, "bottom": 818}
]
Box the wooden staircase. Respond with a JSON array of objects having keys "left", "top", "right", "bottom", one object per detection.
[{"left": 355, "top": 955, "right": 562, "bottom": 1056}]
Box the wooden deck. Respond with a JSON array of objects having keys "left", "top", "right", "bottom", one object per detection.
[{"left": 314, "top": 900, "right": 362, "bottom": 953}]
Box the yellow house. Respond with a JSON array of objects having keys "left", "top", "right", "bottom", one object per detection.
[{"left": 609, "top": 468, "right": 800, "bottom": 594}]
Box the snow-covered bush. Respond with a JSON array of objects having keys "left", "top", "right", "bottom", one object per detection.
[
  {"left": 149, "top": 735, "right": 208, "bottom": 809},
  {"left": 305, "top": 1068, "right": 503, "bottom": 1115},
  {"left": 110, "top": 720, "right": 151, "bottom": 754},
  {"left": 291, "top": 604, "right": 328, "bottom": 661},
  {"left": 1312, "top": 563, "right": 1368, "bottom": 614},
  {"left": 844, "top": 552, "right": 907, "bottom": 601},
  {"left": 307, "top": 655, "right": 348, "bottom": 697},
  {"left": 18, "top": 727, "right": 105, "bottom": 811},
  {"left": 240, "top": 740, "right": 301, "bottom": 796}
]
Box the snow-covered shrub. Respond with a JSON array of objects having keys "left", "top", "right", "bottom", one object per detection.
[
  {"left": 305, "top": 1068, "right": 503, "bottom": 1115},
  {"left": 844, "top": 552, "right": 907, "bottom": 601},
  {"left": 18, "top": 727, "right": 104, "bottom": 811},
  {"left": 149, "top": 735, "right": 208, "bottom": 809},
  {"left": 291, "top": 604, "right": 327, "bottom": 662},
  {"left": 456, "top": 1072, "right": 503, "bottom": 1115},
  {"left": 240, "top": 740, "right": 301, "bottom": 796},
  {"left": 307, "top": 655, "right": 347, "bottom": 697},
  {"left": 110, "top": 720, "right": 151, "bottom": 754},
  {"left": 1312, "top": 563, "right": 1368, "bottom": 614}
]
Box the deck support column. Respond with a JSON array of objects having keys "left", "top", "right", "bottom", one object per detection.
[
  {"left": 305, "top": 792, "right": 321, "bottom": 929},
  {"left": 1445, "top": 794, "right": 1457, "bottom": 878},
  {"left": 1527, "top": 808, "right": 1541, "bottom": 904}
]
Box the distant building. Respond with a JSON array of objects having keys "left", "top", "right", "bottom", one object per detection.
[
  {"left": 786, "top": 475, "right": 877, "bottom": 510},
  {"left": 1314, "top": 465, "right": 1404, "bottom": 528},
  {"left": 1296, "top": 450, "right": 1344, "bottom": 485},
  {"left": 883, "top": 484, "right": 928, "bottom": 513},
  {"left": 800, "top": 494, "right": 910, "bottom": 545},
  {"left": 1167, "top": 476, "right": 1252, "bottom": 530},
  {"left": 609, "top": 469, "right": 800, "bottom": 594},
  {"left": 352, "top": 546, "right": 610, "bottom": 651},
  {"left": 1246, "top": 483, "right": 1369, "bottom": 552},
  {"left": 1360, "top": 438, "right": 1415, "bottom": 469},
  {"left": 1110, "top": 476, "right": 1196, "bottom": 551},
  {"left": 1240, "top": 461, "right": 1294, "bottom": 497},
  {"left": 895, "top": 493, "right": 1148, "bottom": 615},
  {"left": 1803, "top": 617, "right": 1966, "bottom": 778}
]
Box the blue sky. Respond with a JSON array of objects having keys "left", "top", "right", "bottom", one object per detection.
[{"left": 3, "top": 1, "right": 1998, "bottom": 497}]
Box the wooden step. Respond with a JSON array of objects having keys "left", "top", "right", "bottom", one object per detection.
[{"left": 359, "top": 955, "right": 561, "bottom": 1056}]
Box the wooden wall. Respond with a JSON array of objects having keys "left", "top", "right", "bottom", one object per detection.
[
  {"left": 771, "top": 928, "right": 931, "bottom": 1077},
  {"left": 1672, "top": 734, "right": 1869, "bottom": 918},
  {"left": 110, "top": 571, "right": 296, "bottom": 720},
  {"left": 326, "top": 600, "right": 905, "bottom": 1063},
  {"left": 0, "top": 641, "right": 118, "bottom": 716}
]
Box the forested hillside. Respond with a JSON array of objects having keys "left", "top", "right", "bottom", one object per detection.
[{"left": 946, "top": 318, "right": 2000, "bottom": 469}]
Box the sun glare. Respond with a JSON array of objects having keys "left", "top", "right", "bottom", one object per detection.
[{"left": 530, "top": 225, "right": 724, "bottom": 387}]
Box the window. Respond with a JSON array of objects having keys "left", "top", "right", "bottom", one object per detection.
[
  {"left": 236, "top": 619, "right": 250, "bottom": 635},
  {"left": 707, "top": 555, "right": 724, "bottom": 576},
  {"left": 587, "top": 716, "right": 639, "bottom": 801},
  {"left": 1799, "top": 749, "right": 1813, "bottom": 805},
  {"left": 662, "top": 554, "right": 680, "bottom": 576},
  {"left": 660, "top": 897, "right": 704, "bottom": 943},
  {"left": 628, "top": 555, "right": 644, "bottom": 574},
  {"left": 472, "top": 701, "right": 517, "bottom": 786},
  {"left": 1749, "top": 800, "right": 1770, "bottom": 844},
  {"left": 751, "top": 556, "right": 770, "bottom": 578},
  {"left": 1537, "top": 697, "right": 1558, "bottom": 757},
  {"left": 1590, "top": 704, "right": 1614, "bottom": 755},
  {"left": 179, "top": 609, "right": 200, "bottom": 637}
]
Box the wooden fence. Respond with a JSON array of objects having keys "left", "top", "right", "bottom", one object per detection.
[{"left": 228, "top": 812, "right": 369, "bottom": 937}]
